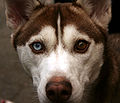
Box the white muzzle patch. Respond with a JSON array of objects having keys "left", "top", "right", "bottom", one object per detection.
[{"left": 17, "top": 16, "right": 104, "bottom": 103}]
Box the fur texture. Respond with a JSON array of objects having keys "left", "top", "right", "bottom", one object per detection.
[{"left": 5, "top": 0, "right": 120, "bottom": 103}]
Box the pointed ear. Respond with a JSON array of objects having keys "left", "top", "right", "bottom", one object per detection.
[
  {"left": 76, "top": 0, "right": 111, "bottom": 28},
  {"left": 5, "top": 0, "right": 39, "bottom": 30}
]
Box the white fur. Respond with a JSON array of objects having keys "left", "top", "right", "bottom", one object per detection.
[
  {"left": 63, "top": 24, "right": 92, "bottom": 51},
  {"left": 27, "top": 26, "right": 56, "bottom": 48},
  {"left": 17, "top": 19, "right": 104, "bottom": 103}
]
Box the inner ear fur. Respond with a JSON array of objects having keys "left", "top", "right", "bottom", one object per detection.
[
  {"left": 5, "top": 0, "right": 40, "bottom": 30},
  {"left": 76, "top": 0, "right": 111, "bottom": 29}
]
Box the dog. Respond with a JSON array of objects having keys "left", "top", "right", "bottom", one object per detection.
[{"left": 5, "top": 0, "right": 120, "bottom": 103}]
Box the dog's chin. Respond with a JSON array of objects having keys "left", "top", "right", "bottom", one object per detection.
[
  {"left": 38, "top": 94, "right": 82, "bottom": 103},
  {"left": 38, "top": 100, "right": 75, "bottom": 103},
  {"left": 43, "top": 100, "right": 72, "bottom": 103}
]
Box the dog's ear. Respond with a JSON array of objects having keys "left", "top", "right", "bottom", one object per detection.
[
  {"left": 5, "top": 0, "right": 40, "bottom": 30},
  {"left": 76, "top": 0, "right": 111, "bottom": 29}
]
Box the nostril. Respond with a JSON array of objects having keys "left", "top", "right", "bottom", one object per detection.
[
  {"left": 47, "top": 90, "right": 55, "bottom": 96},
  {"left": 61, "top": 90, "right": 70, "bottom": 96},
  {"left": 60, "top": 86, "right": 72, "bottom": 101},
  {"left": 46, "top": 78, "right": 72, "bottom": 102}
]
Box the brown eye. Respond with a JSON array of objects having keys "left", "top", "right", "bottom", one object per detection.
[
  {"left": 29, "top": 42, "right": 45, "bottom": 54},
  {"left": 74, "top": 40, "right": 90, "bottom": 53}
]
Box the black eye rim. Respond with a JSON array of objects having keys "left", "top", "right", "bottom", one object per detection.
[
  {"left": 74, "top": 39, "right": 90, "bottom": 53},
  {"left": 29, "top": 41, "right": 45, "bottom": 54}
]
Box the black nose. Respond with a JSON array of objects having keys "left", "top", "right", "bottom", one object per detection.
[{"left": 46, "top": 77, "right": 72, "bottom": 102}]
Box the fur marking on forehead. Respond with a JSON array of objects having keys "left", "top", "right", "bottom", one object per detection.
[{"left": 13, "top": 3, "right": 106, "bottom": 48}]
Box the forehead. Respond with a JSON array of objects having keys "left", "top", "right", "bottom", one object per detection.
[{"left": 13, "top": 3, "right": 105, "bottom": 47}]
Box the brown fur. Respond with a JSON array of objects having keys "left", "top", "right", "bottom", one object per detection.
[
  {"left": 5, "top": 1, "right": 120, "bottom": 103},
  {"left": 79, "top": 31, "right": 120, "bottom": 103},
  {"left": 13, "top": 3, "right": 105, "bottom": 49}
]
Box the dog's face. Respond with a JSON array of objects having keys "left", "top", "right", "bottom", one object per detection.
[{"left": 5, "top": 0, "right": 111, "bottom": 103}]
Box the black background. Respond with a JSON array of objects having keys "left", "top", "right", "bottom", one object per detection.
[
  {"left": 55, "top": 0, "right": 120, "bottom": 34},
  {"left": 109, "top": 0, "right": 120, "bottom": 34}
]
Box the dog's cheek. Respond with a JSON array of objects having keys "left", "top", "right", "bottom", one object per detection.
[
  {"left": 17, "top": 45, "right": 45, "bottom": 88},
  {"left": 67, "top": 43, "right": 104, "bottom": 102},
  {"left": 16, "top": 45, "right": 39, "bottom": 74}
]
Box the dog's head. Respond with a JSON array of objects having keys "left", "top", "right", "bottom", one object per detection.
[{"left": 5, "top": 0, "right": 111, "bottom": 103}]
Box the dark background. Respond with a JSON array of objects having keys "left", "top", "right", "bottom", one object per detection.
[
  {"left": 109, "top": 0, "right": 120, "bottom": 33},
  {"left": 0, "top": 0, "right": 38, "bottom": 103},
  {"left": 55, "top": 0, "right": 120, "bottom": 34}
]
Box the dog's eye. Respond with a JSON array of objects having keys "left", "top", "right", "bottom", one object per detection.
[
  {"left": 74, "top": 40, "right": 90, "bottom": 53},
  {"left": 29, "top": 42, "right": 45, "bottom": 54},
  {"left": 33, "top": 42, "right": 42, "bottom": 50}
]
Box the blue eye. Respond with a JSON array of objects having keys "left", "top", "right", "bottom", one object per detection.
[
  {"left": 29, "top": 42, "right": 45, "bottom": 54},
  {"left": 33, "top": 42, "right": 42, "bottom": 51}
]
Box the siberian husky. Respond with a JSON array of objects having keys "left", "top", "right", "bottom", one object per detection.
[{"left": 5, "top": 0, "right": 120, "bottom": 103}]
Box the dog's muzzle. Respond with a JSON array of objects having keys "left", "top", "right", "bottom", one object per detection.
[{"left": 46, "top": 76, "right": 72, "bottom": 103}]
